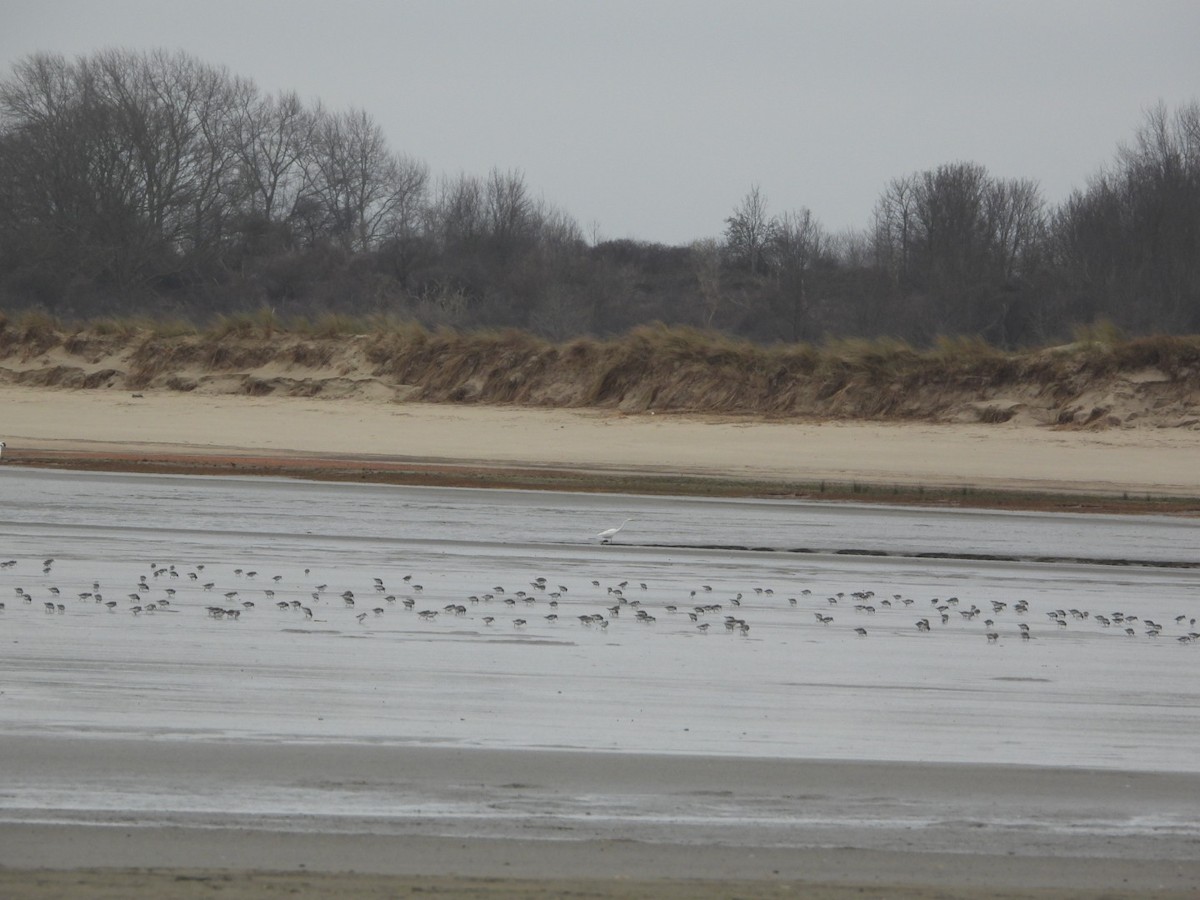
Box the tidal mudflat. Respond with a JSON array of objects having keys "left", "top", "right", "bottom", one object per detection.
[{"left": 1, "top": 469, "right": 1198, "bottom": 895}]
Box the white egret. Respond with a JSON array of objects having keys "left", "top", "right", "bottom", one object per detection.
[{"left": 596, "top": 518, "right": 632, "bottom": 544}]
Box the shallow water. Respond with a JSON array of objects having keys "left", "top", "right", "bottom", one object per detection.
[{"left": 2, "top": 468, "right": 1197, "bottom": 768}]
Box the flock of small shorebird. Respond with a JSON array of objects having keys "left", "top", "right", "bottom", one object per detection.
[{"left": 2, "top": 547, "right": 1198, "bottom": 647}]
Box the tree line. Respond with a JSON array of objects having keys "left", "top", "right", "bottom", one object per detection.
[{"left": 1, "top": 48, "right": 1197, "bottom": 347}]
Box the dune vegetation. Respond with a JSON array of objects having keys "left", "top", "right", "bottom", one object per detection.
[{"left": 3, "top": 311, "right": 1200, "bottom": 430}]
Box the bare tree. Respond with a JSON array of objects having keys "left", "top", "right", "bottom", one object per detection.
[
  {"left": 829, "top": 227, "right": 896, "bottom": 337},
  {"left": 691, "top": 238, "right": 725, "bottom": 327},
  {"left": 985, "top": 177, "right": 1045, "bottom": 283},
  {"left": 866, "top": 162, "right": 1050, "bottom": 341},
  {"left": 0, "top": 49, "right": 247, "bottom": 291},
  {"left": 913, "top": 162, "right": 992, "bottom": 293},
  {"left": 724, "top": 185, "right": 777, "bottom": 276},
  {"left": 306, "top": 106, "right": 428, "bottom": 252},
  {"left": 871, "top": 174, "right": 918, "bottom": 287},
  {"left": 92, "top": 50, "right": 244, "bottom": 257},
  {"left": 0, "top": 53, "right": 101, "bottom": 288},
  {"left": 427, "top": 172, "right": 486, "bottom": 252},
  {"left": 772, "top": 208, "right": 825, "bottom": 342},
  {"left": 485, "top": 167, "right": 537, "bottom": 260},
  {"left": 232, "top": 89, "right": 314, "bottom": 227},
  {"left": 1055, "top": 100, "right": 1200, "bottom": 332}
]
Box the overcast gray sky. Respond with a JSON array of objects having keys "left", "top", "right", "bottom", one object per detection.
[{"left": 3, "top": 1, "right": 1198, "bottom": 245}]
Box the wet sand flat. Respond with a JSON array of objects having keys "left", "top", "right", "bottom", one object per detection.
[
  {"left": 3, "top": 737, "right": 1199, "bottom": 897},
  {"left": 4, "top": 834, "right": 1198, "bottom": 898}
]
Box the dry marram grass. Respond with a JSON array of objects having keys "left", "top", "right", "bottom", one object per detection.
[{"left": 0, "top": 316, "right": 1199, "bottom": 427}]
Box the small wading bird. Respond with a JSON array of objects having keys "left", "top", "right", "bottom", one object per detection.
[
  {"left": 0, "top": 440, "right": 6, "bottom": 459},
  {"left": 596, "top": 518, "right": 632, "bottom": 544}
]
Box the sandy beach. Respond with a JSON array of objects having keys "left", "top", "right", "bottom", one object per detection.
[
  {"left": 4, "top": 385, "right": 1200, "bottom": 500},
  {"left": 4, "top": 385, "right": 1200, "bottom": 899}
]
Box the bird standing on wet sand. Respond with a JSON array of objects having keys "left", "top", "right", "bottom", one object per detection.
[{"left": 596, "top": 518, "right": 632, "bottom": 544}]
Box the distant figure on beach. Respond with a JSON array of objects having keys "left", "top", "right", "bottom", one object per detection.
[{"left": 0, "top": 441, "right": 6, "bottom": 460}]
